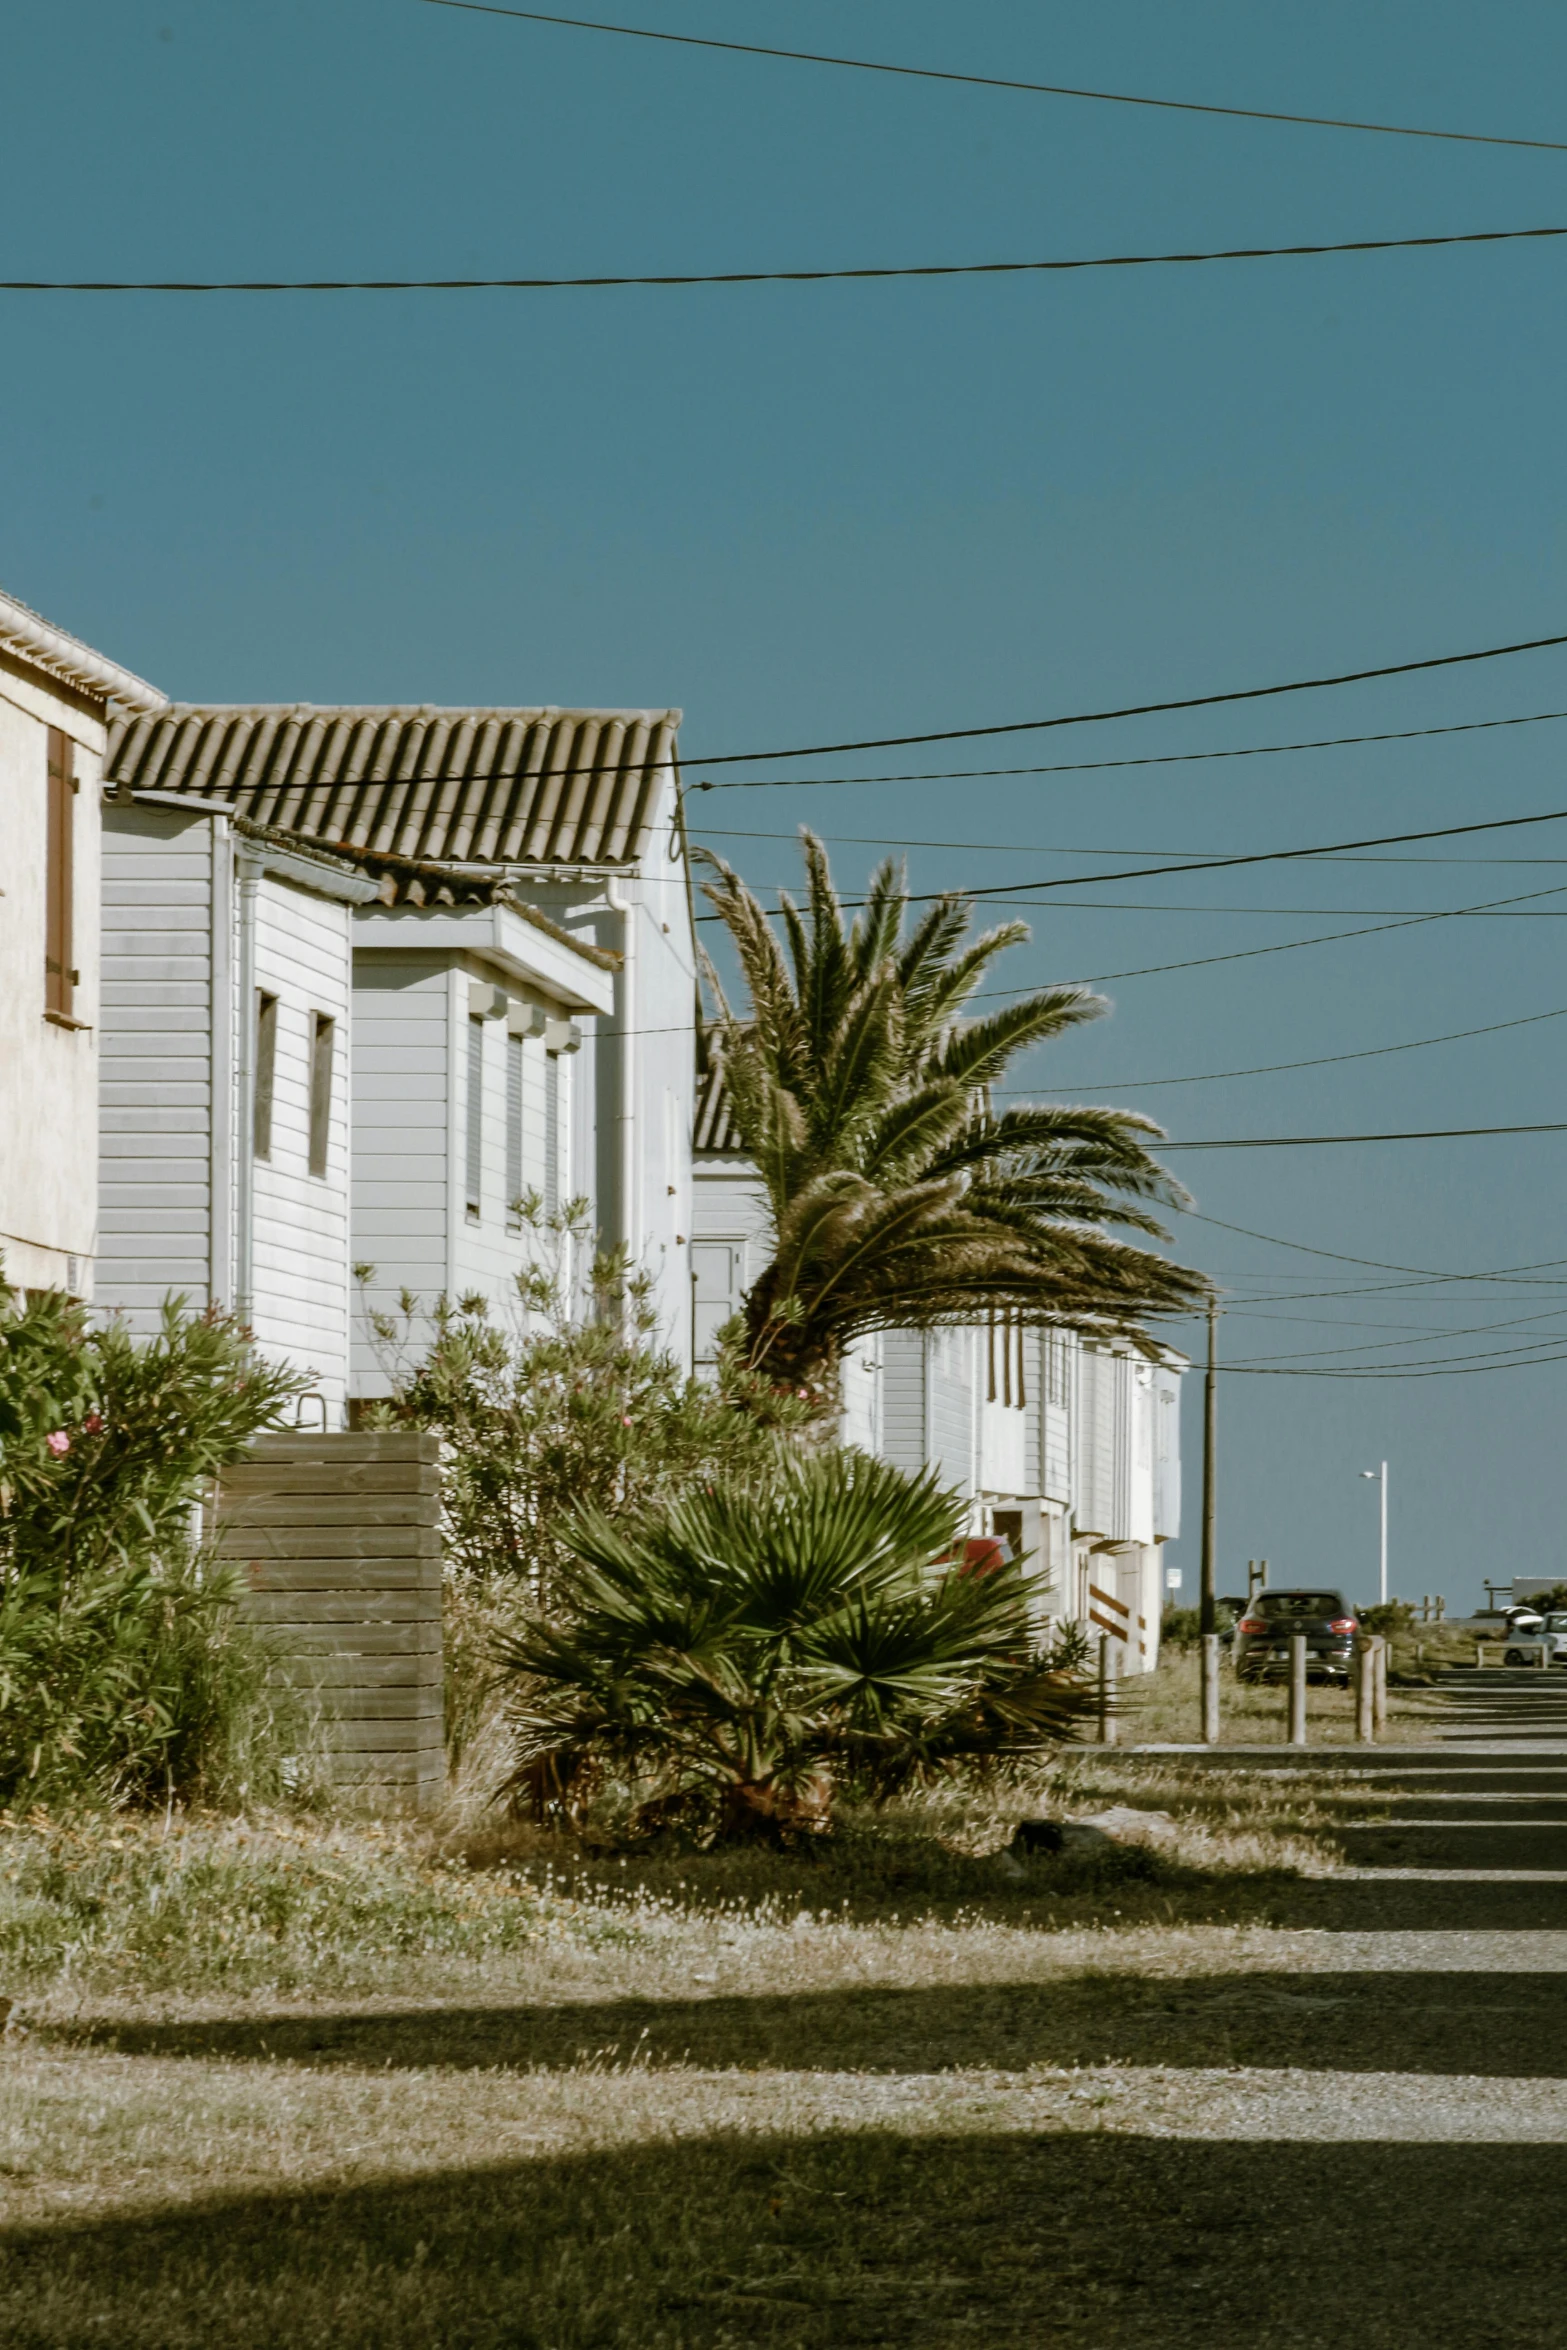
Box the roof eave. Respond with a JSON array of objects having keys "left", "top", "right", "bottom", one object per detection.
[{"left": 0, "top": 587, "right": 166, "bottom": 715}]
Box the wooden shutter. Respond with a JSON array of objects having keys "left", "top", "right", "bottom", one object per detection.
[
  {"left": 254, "top": 993, "right": 278, "bottom": 1158},
  {"left": 309, "top": 1013, "right": 335, "bottom": 1178},
  {"left": 44, "top": 728, "right": 74, "bottom": 1019},
  {"left": 506, "top": 1031, "right": 524, "bottom": 1227},
  {"left": 544, "top": 1049, "right": 560, "bottom": 1219},
  {"left": 465, "top": 1016, "right": 484, "bottom": 1217}
]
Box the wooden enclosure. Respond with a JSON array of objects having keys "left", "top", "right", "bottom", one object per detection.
[{"left": 216, "top": 1430, "right": 444, "bottom": 1807}]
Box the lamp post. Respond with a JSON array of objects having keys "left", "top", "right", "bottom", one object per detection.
[{"left": 1359, "top": 1461, "right": 1388, "bottom": 1607}]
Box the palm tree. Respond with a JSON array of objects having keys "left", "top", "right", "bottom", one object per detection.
[
  {"left": 498, "top": 1449, "right": 1092, "bottom": 1841},
  {"left": 700, "top": 832, "right": 1208, "bottom": 1400}
]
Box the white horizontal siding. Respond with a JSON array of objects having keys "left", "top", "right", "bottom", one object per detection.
[
  {"left": 350, "top": 958, "right": 454, "bottom": 1397},
  {"left": 879, "top": 1329, "right": 926, "bottom": 1477},
  {"left": 248, "top": 875, "right": 352, "bottom": 1413},
  {"left": 95, "top": 810, "right": 215, "bottom": 1330}
]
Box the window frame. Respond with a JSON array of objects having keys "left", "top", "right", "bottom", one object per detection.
[{"left": 308, "top": 1011, "right": 335, "bottom": 1179}]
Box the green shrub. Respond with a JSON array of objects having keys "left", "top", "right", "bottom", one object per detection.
[
  {"left": 0, "top": 1283, "right": 305, "bottom": 1807},
  {"left": 498, "top": 1448, "right": 1095, "bottom": 1844},
  {"left": 1160, "top": 1603, "right": 1234, "bottom": 1651},
  {"left": 361, "top": 1207, "right": 809, "bottom": 1611}
]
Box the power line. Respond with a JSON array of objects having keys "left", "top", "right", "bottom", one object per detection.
[
  {"left": 1072, "top": 881, "right": 1567, "bottom": 985},
  {"left": 1163, "top": 1119, "right": 1567, "bottom": 1151},
  {"left": 1230, "top": 1348, "right": 1567, "bottom": 1380},
  {"left": 699, "top": 798, "right": 1567, "bottom": 913},
  {"left": 686, "top": 628, "right": 1567, "bottom": 766},
  {"left": 687, "top": 705, "right": 1567, "bottom": 791},
  {"left": 1188, "top": 1213, "right": 1567, "bottom": 1285},
  {"left": 683, "top": 881, "right": 1567, "bottom": 1039},
  {"left": 12, "top": 223, "right": 1567, "bottom": 294},
  {"left": 999, "top": 1001, "right": 1567, "bottom": 1093},
  {"left": 414, "top": 1, "right": 1567, "bottom": 156},
  {"left": 1222, "top": 1306, "right": 1567, "bottom": 1366}
]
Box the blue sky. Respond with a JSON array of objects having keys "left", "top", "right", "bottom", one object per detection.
[{"left": 9, "top": 0, "right": 1567, "bottom": 1606}]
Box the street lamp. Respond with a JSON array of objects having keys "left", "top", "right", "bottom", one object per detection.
[{"left": 1359, "top": 1462, "right": 1388, "bottom": 1608}]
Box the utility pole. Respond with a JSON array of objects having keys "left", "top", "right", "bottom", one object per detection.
[
  {"left": 1359, "top": 1461, "right": 1389, "bottom": 1607},
  {"left": 1200, "top": 1301, "right": 1218, "bottom": 1637},
  {"left": 1198, "top": 1301, "right": 1221, "bottom": 1745}
]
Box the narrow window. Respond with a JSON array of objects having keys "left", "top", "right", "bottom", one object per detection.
[
  {"left": 1013, "top": 1317, "right": 1026, "bottom": 1411},
  {"left": 506, "top": 1031, "right": 524, "bottom": 1228},
  {"left": 986, "top": 1315, "right": 997, "bottom": 1404},
  {"left": 308, "top": 1013, "right": 335, "bottom": 1178},
  {"left": 544, "top": 1049, "right": 561, "bottom": 1219},
  {"left": 465, "top": 1014, "right": 484, "bottom": 1220},
  {"left": 253, "top": 992, "right": 278, "bottom": 1159},
  {"left": 44, "top": 728, "right": 75, "bottom": 1020}
]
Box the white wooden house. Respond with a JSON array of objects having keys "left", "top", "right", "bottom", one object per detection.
[
  {"left": 346, "top": 857, "right": 618, "bottom": 1399},
  {"left": 104, "top": 702, "right": 698, "bottom": 1377},
  {"left": 0, "top": 586, "right": 164, "bottom": 1299},
  {"left": 692, "top": 1055, "right": 1184, "bottom": 1671},
  {"left": 97, "top": 795, "right": 378, "bottom": 1417}
]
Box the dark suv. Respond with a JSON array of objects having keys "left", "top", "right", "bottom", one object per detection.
[{"left": 1233, "top": 1589, "right": 1358, "bottom": 1685}]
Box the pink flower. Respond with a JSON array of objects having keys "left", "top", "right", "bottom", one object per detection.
[
  {"left": 621, "top": 1415, "right": 632, "bottom": 1426},
  {"left": 46, "top": 1431, "right": 70, "bottom": 1457}
]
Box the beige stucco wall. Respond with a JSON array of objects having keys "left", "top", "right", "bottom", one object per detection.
[{"left": 0, "top": 654, "right": 105, "bottom": 1295}]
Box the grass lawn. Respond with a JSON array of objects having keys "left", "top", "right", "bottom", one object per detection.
[{"left": 0, "top": 1692, "right": 1416, "bottom": 2347}]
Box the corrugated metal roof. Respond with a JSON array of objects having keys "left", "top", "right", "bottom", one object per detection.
[
  {"left": 0, "top": 583, "right": 165, "bottom": 714},
  {"left": 105, "top": 701, "right": 681, "bottom": 865}
]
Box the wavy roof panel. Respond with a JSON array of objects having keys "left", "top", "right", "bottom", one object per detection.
[{"left": 106, "top": 701, "right": 681, "bottom": 866}]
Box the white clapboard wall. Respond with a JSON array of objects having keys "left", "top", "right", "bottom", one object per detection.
[{"left": 216, "top": 1431, "right": 444, "bottom": 1807}]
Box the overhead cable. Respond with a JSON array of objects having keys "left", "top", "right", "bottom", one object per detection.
[
  {"left": 1188, "top": 1214, "right": 1567, "bottom": 1284},
  {"left": 414, "top": 1, "right": 1567, "bottom": 156},
  {"left": 687, "top": 705, "right": 1567, "bottom": 791},
  {"left": 700, "top": 797, "right": 1567, "bottom": 912},
  {"left": 11, "top": 223, "right": 1567, "bottom": 294},
  {"left": 1162, "top": 1119, "right": 1567, "bottom": 1150},
  {"left": 1001, "top": 1001, "right": 1567, "bottom": 1093},
  {"left": 685, "top": 628, "right": 1567, "bottom": 766},
  {"left": 1229, "top": 1349, "right": 1567, "bottom": 1380}
]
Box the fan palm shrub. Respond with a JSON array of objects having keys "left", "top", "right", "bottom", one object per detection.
[
  {"left": 498, "top": 1449, "right": 1093, "bottom": 1842},
  {"left": 700, "top": 834, "right": 1208, "bottom": 1400}
]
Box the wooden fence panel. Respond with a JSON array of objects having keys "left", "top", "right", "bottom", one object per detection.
[{"left": 217, "top": 1431, "right": 445, "bottom": 1807}]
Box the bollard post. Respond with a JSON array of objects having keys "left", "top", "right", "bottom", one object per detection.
[
  {"left": 1287, "top": 1633, "right": 1308, "bottom": 1746},
  {"left": 1541, "top": 1640, "right": 1550, "bottom": 1673},
  {"left": 1200, "top": 1633, "right": 1221, "bottom": 1746},
  {"left": 1097, "top": 1633, "right": 1119, "bottom": 1746},
  {"left": 1354, "top": 1636, "right": 1376, "bottom": 1743},
  {"left": 1372, "top": 1636, "right": 1388, "bottom": 1737}
]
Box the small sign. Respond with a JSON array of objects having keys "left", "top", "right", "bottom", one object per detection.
[{"left": 1165, "top": 1569, "right": 1183, "bottom": 1590}]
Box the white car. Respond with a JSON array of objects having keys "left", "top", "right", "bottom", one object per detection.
[{"left": 1503, "top": 1609, "right": 1567, "bottom": 1666}]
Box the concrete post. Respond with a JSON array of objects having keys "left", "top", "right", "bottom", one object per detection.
[
  {"left": 1287, "top": 1633, "right": 1308, "bottom": 1747},
  {"left": 1372, "top": 1636, "right": 1388, "bottom": 1737},
  {"left": 1354, "top": 1635, "right": 1376, "bottom": 1743},
  {"left": 1097, "top": 1633, "right": 1119, "bottom": 1746},
  {"left": 1200, "top": 1633, "right": 1221, "bottom": 1746}
]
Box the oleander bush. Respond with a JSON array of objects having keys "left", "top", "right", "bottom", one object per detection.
[{"left": 0, "top": 1279, "right": 304, "bottom": 1807}]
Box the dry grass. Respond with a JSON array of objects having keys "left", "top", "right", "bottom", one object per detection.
[
  {"left": 1122, "top": 1643, "right": 1445, "bottom": 1746},
  {"left": 0, "top": 1719, "right": 1419, "bottom": 2347}
]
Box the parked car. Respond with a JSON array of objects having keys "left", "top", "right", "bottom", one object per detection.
[
  {"left": 1233, "top": 1589, "right": 1358, "bottom": 1685},
  {"left": 1504, "top": 1610, "right": 1567, "bottom": 1667}
]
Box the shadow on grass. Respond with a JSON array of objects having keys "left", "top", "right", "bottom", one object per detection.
[
  {"left": 4, "top": 2129, "right": 1566, "bottom": 2348},
  {"left": 57, "top": 1965, "right": 1567, "bottom": 2079}
]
